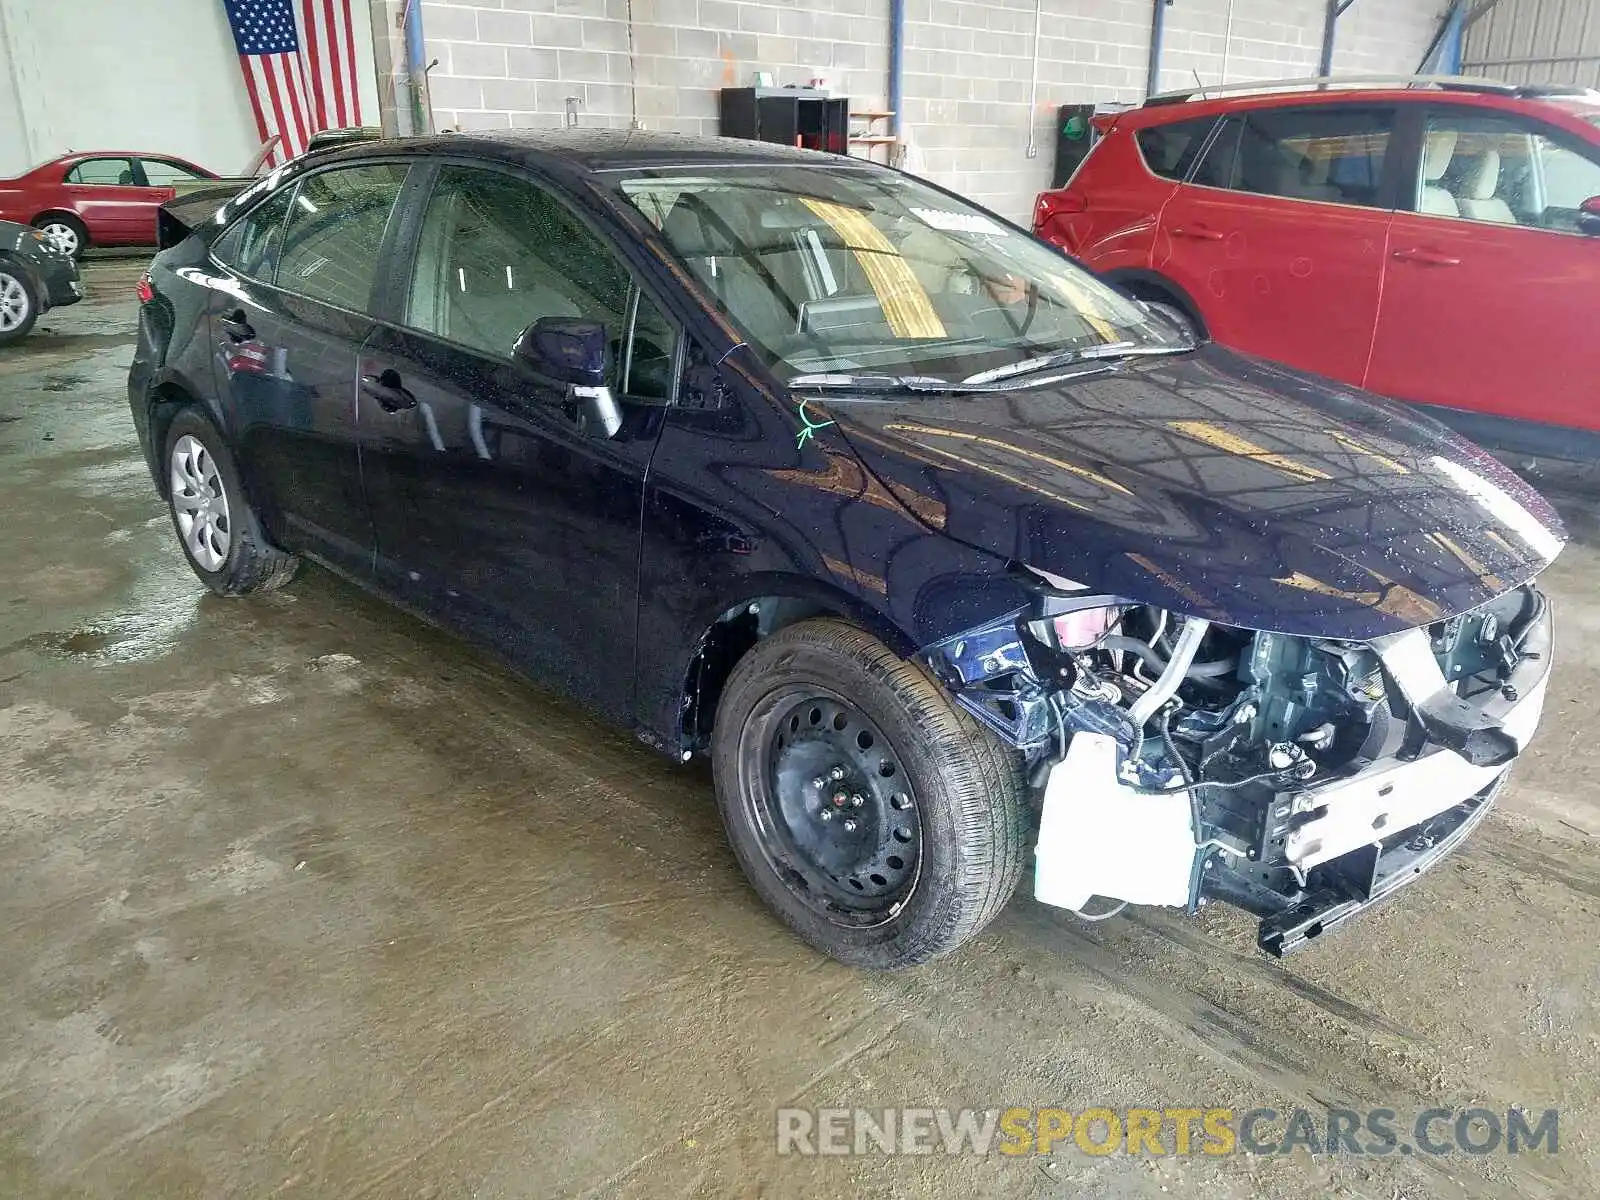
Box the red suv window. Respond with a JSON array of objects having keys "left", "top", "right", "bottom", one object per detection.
[
  {"left": 1187, "top": 106, "right": 1398, "bottom": 208},
  {"left": 1134, "top": 117, "right": 1219, "bottom": 181}
]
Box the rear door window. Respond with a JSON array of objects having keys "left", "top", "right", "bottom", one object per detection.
[
  {"left": 141, "top": 159, "right": 207, "bottom": 186},
  {"left": 1135, "top": 118, "right": 1219, "bottom": 180},
  {"left": 1189, "top": 106, "right": 1396, "bottom": 208},
  {"left": 213, "top": 188, "right": 296, "bottom": 283},
  {"left": 275, "top": 164, "right": 409, "bottom": 312},
  {"left": 65, "top": 157, "right": 136, "bottom": 186}
]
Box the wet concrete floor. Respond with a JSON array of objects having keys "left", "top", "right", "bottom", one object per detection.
[{"left": 2, "top": 260, "right": 1599, "bottom": 1199}]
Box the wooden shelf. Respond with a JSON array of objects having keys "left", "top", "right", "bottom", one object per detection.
[
  {"left": 849, "top": 135, "right": 899, "bottom": 144},
  {"left": 850, "top": 109, "right": 895, "bottom": 119}
]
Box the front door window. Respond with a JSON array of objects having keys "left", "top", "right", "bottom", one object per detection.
[
  {"left": 405, "top": 166, "right": 677, "bottom": 399},
  {"left": 1415, "top": 110, "right": 1600, "bottom": 234}
]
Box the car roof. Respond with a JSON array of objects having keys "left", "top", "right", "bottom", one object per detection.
[
  {"left": 1127, "top": 79, "right": 1600, "bottom": 130},
  {"left": 328, "top": 128, "right": 877, "bottom": 174}
]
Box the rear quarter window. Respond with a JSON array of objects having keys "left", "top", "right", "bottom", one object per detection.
[{"left": 1135, "top": 118, "right": 1219, "bottom": 181}]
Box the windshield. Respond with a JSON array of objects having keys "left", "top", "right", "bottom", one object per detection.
[{"left": 615, "top": 166, "right": 1179, "bottom": 383}]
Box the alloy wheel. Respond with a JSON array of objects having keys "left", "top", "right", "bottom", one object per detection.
[
  {"left": 169, "top": 435, "right": 232, "bottom": 571},
  {"left": 0, "top": 274, "right": 29, "bottom": 332},
  {"left": 40, "top": 222, "right": 79, "bottom": 256}
]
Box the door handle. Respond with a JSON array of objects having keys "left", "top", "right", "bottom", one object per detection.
[
  {"left": 360, "top": 369, "right": 417, "bottom": 413},
  {"left": 1171, "top": 226, "right": 1226, "bottom": 242},
  {"left": 220, "top": 309, "right": 255, "bottom": 340},
  {"left": 1391, "top": 247, "right": 1461, "bottom": 267}
]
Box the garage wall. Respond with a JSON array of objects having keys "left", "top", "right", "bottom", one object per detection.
[
  {"left": 0, "top": 0, "right": 382, "bottom": 181},
  {"left": 422, "top": 0, "right": 889, "bottom": 132},
  {"left": 421, "top": 0, "right": 1447, "bottom": 222},
  {"left": 1462, "top": 0, "right": 1600, "bottom": 89}
]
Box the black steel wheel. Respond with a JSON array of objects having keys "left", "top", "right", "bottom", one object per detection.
[
  {"left": 712, "top": 618, "right": 1027, "bottom": 969},
  {"left": 746, "top": 688, "right": 922, "bottom": 924}
]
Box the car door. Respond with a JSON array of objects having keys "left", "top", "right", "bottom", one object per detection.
[
  {"left": 357, "top": 163, "right": 677, "bottom": 723},
  {"left": 136, "top": 158, "right": 210, "bottom": 241},
  {"left": 61, "top": 156, "right": 148, "bottom": 244},
  {"left": 1152, "top": 103, "right": 1399, "bottom": 385},
  {"left": 207, "top": 161, "right": 412, "bottom": 574},
  {"left": 1364, "top": 105, "right": 1600, "bottom": 440}
]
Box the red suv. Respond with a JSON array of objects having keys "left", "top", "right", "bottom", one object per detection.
[{"left": 1035, "top": 78, "right": 1600, "bottom": 466}]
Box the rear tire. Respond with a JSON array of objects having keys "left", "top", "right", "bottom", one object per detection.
[
  {"left": 163, "top": 408, "right": 298, "bottom": 596},
  {"left": 0, "top": 267, "right": 37, "bottom": 345},
  {"left": 712, "top": 618, "right": 1028, "bottom": 969},
  {"left": 32, "top": 214, "right": 87, "bottom": 260}
]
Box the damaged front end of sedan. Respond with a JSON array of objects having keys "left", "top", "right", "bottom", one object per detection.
[{"left": 923, "top": 570, "right": 1553, "bottom": 955}]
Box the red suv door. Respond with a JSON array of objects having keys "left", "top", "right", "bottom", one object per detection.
[
  {"left": 1152, "top": 104, "right": 1399, "bottom": 384},
  {"left": 1365, "top": 104, "right": 1600, "bottom": 437}
]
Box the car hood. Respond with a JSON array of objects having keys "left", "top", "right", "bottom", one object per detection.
[{"left": 827, "top": 344, "right": 1565, "bottom": 640}]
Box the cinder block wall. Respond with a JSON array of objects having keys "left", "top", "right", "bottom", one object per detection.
[{"left": 422, "top": 0, "right": 1445, "bottom": 222}]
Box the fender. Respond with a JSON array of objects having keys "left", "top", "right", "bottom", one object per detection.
[{"left": 1096, "top": 266, "right": 1211, "bottom": 337}]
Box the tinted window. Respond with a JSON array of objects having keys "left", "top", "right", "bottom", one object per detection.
[
  {"left": 276, "top": 164, "right": 408, "bottom": 311},
  {"left": 1419, "top": 110, "right": 1600, "bottom": 232},
  {"left": 1191, "top": 119, "right": 1241, "bottom": 189},
  {"left": 625, "top": 291, "right": 678, "bottom": 400},
  {"left": 65, "top": 157, "right": 136, "bottom": 185},
  {"left": 141, "top": 159, "right": 206, "bottom": 186},
  {"left": 1191, "top": 107, "right": 1394, "bottom": 208},
  {"left": 405, "top": 167, "right": 635, "bottom": 376},
  {"left": 1136, "top": 118, "right": 1218, "bottom": 181},
  {"left": 213, "top": 189, "right": 295, "bottom": 281}
]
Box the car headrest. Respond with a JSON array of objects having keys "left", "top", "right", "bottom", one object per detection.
[
  {"left": 1467, "top": 149, "right": 1501, "bottom": 201},
  {"left": 1422, "top": 130, "right": 1458, "bottom": 183}
]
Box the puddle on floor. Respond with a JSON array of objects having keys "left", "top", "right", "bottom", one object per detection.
[
  {"left": 8, "top": 574, "right": 203, "bottom": 666},
  {"left": 40, "top": 375, "right": 90, "bottom": 393}
]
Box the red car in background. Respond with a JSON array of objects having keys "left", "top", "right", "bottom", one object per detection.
[
  {"left": 0, "top": 152, "right": 218, "bottom": 258},
  {"left": 1034, "top": 77, "right": 1600, "bottom": 468}
]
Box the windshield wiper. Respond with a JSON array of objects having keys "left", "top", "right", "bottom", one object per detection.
[
  {"left": 960, "top": 340, "right": 1191, "bottom": 386},
  {"left": 787, "top": 372, "right": 958, "bottom": 393}
]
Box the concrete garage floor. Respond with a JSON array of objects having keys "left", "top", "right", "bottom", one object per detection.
[{"left": 3, "top": 261, "right": 1599, "bottom": 1200}]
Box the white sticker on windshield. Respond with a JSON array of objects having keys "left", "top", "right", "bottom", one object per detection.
[{"left": 910, "top": 207, "right": 1007, "bottom": 236}]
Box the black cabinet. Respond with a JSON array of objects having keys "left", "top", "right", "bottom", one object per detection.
[
  {"left": 1052, "top": 104, "right": 1100, "bottom": 188},
  {"left": 719, "top": 88, "right": 850, "bottom": 155}
]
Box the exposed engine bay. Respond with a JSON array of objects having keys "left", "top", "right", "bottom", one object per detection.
[{"left": 924, "top": 576, "right": 1553, "bottom": 955}]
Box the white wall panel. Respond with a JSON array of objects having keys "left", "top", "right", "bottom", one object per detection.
[{"left": 0, "top": 0, "right": 381, "bottom": 179}]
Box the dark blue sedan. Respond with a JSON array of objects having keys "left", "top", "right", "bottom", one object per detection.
[{"left": 129, "top": 130, "right": 1562, "bottom": 967}]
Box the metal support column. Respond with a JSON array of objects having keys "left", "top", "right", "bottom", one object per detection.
[
  {"left": 1319, "top": 0, "right": 1359, "bottom": 77},
  {"left": 369, "top": 0, "right": 432, "bottom": 137},
  {"left": 1146, "top": 0, "right": 1171, "bottom": 97}
]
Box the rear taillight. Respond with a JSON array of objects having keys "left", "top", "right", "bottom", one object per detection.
[{"left": 136, "top": 273, "right": 154, "bottom": 304}]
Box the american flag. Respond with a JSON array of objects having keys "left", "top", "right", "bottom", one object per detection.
[{"left": 223, "top": 0, "right": 364, "bottom": 166}]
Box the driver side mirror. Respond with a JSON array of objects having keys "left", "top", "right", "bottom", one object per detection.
[
  {"left": 1578, "top": 196, "right": 1600, "bottom": 237},
  {"left": 512, "top": 316, "right": 623, "bottom": 438}
]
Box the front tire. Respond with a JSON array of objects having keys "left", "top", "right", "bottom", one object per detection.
[
  {"left": 712, "top": 618, "right": 1028, "bottom": 969},
  {"left": 0, "top": 266, "right": 38, "bottom": 345},
  {"left": 163, "top": 409, "right": 298, "bottom": 595}
]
